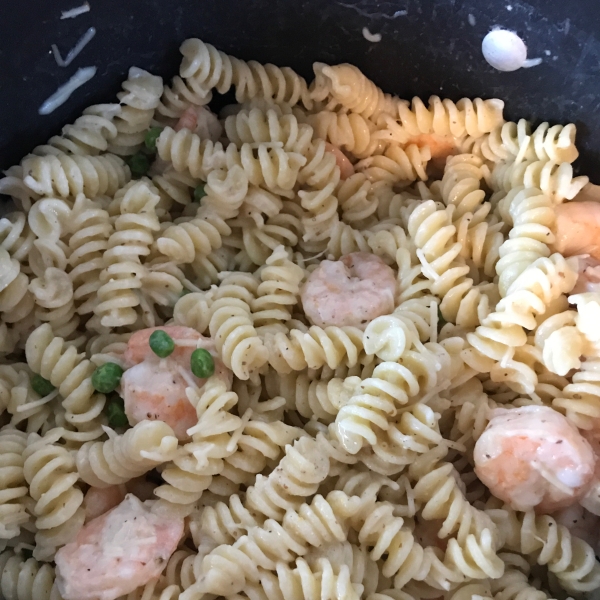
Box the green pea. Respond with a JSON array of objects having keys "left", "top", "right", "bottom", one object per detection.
[
  {"left": 191, "top": 348, "right": 215, "bottom": 379},
  {"left": 149, "top": 330, "right": 175, "bottom": 358},
  {"left": 92, "top": 362, "right": 124, "bottom": 394},
  {"left": 31, "top": 374, "right": 55, "bottom": 397},
  {"left": 105, "top": 395, "right": 129, "bottom": 429},
  {"left": 194, "top": 184, "right": 207, "bottom": 202},
  {"left": 145, "top": 127, "right": 163, "bottom": 152},
  {"left": 127, "top": 152, "right": 151, "bottom": 178}
]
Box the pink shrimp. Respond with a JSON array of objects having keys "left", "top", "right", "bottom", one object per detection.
[
  {"left": 474, "top": 406, "right": 596, "bottom": 513},
  {"left": 174, "top": 105, "right": 223, "bottom": 141},
  {"left": 300, "top": 252, "right": 396, "bottom": 329},
  {"left": 324, "top": 142, "right": 355, "bottom": 180},
  {"left": 83, "top": 485, "right": 127, "bottom": 523},
  {"left": 552, "top": 201, "right": 600, "bottom": 261},
  {"left": 570, "top": 255, "right": 600, "bottom": 294},
  {"left": 121, "top": 326, "right": 232, "bottom": 440},
  {"left": 55, "top": 494, "right": 184, "bottom": 600},
  {"left": 409, "top": 133, "right": 459, "bottom": 175}
]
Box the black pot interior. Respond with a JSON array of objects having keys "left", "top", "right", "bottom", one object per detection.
[{"left": 1, "top": 0, "right": 599, "bottom": 179}]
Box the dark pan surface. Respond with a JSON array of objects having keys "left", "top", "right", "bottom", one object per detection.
[{"left": 1, "top": 0, "right": 599, "bottom": 179}]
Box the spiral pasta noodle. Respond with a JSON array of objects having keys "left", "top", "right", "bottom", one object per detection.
[
  {"left": 477, "top": 119, "right": 578, "bottom": 164},
  {"left": 208, "top": 272, "right": 268, "bottom": 379},
  {"left": 487, "top": 507, "right": 600, "bottom": 593},
  {"left": 23, "top": 431, "right": 86, "bottom": 560},
  {"left": 1, "top": 210, "right": 37, "bottom": 261},
  {"left": 251, "top": 245, "right": 304, "bottom": 330},
  {"left": 25, "top": 324, "right": 105, "bottom": 440},
  {"left": 104, "top": 67, "right": 164, "bottom": 156},
  {"left": 491, "top": 158, "right": 588, "bottom": 204},
  {"left": 0, "top": 427, "right": 29, "bottom": 540},
  {"left": 305, "top": 110, "right": 381, "bottom": 158},
  {"left": 179, "top": 38, "right": 313, "bottom": 108},
  {"left": 32, "top": 110, "right": 119, "bottom": 157},
  {"left": 0, "top": 249, "right": 34, "bottom": 325},
  {"left": 225, "top": 107, "right": 313, "bottom": 155},
  {"left": 155, "top": 73, "right": 213, "bottom": 124},
  {"left": 76, "top": 420, "right": 178, "bottom": 488},
  {"left": 94, "top": 180, "right": 160, "bottom": 328},
  {"left": 0, "top": 550, "right": 62, "bottom": 600},
  {"left": 22, "top": 153, "right": 131, "bottom": 199}
]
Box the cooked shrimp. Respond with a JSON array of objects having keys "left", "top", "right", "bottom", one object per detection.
[
  {"left": 580, "top": 429, "right": 600, "bottom": 517},
  {"left": 300, "top": 252, "right": 396, "bottom": 329},
  {"left": 174, "top": 105, "right": 223, "bottom": 141},
  {"left": 55, "top": 494, "right": 184, "bottom": 600},
  {"left": 324, "top": 142, "right": 355, "bottom": 180},
  {"left": 552, "top": 201, "right": 600, "bottom": 261},
  {"left": 474, "top": 406, "right": 596, "bottom": 513},
  {"left": 553, "top": 503, "right": 600, "bottom": 552},
  {"left": 409, "top": 133, "right": 459, "bottom": 174},
  {"left": 570, "top": 254, "right": 600, "bottom": 294},
  {"left": 83, "top": 485, "right": 126, "bottom": 523},
  {"left": 121, "top": 326, "right": 232, "bottom": 440}
]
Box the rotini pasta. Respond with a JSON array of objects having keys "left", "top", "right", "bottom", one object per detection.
[
  {"left": 22, "top": 153, "right": 131, "bottom": 199},
  {"left": 0, "top": 550, "right": 62, "bottom": 600},
  {"left": 23, "top": 430, "right": 86, "bottom": 560},
  {"left": 76, "top": 420, "right": 178, "bottom": 488},
  {"left": 0, "top": 427, "right": 29, "bottom": 540}
]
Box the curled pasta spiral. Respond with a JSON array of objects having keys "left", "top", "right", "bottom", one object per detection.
[
  {"left": 553, "top": 356, "right": 600, "bottom": 429},
  {"left": 23, "top": 431, "right": 86, "bottom": 559},
  {"left": 265, "top": 369, "right": 360, "bottom": 424},
  {"left": 179, "top": 38, "right": 313, "bottom": 108},
  {"left": 152, "top": 168, "right": 197, "bottom": 207},
  {"left": 29, "top": 267, "right": 80, "bottom": 343},
  {"left": 477, "top": 119, "right": 578, "bottom": 164},
  {"left": 32, "top": 110, "right": 119, "bottom": 157},
  {"left": 239, "top": 185, "right": 283, "bottom": 227},
  {"left": 193, "top": 494, "right": 263, "bottom": 547},
  {"left": 1, "top": 211, "right": 37, "bottom": 261},
  {"left": 323, "top": 220, "right": 372, "bottom": 259},
  {"left": 225, "top": 107, "right": 313, "bottom": 154},
  {"left": 155, "top": 73, "right": 213, "bottom": 124},
  {"left": 0, "top": 427, "right": 29, "bottom": 540},
  {"left": 396, "top": 95, "right": 505, "bottom": 138},
  {"left": 490, "top": 567, "right": 554, "bottom": 600},
  {"left": 25, "top": 324, "right": 105, "bottom": 437},
  {"left": 156, "top": 209, "right": 231, "bottom": 263},
  {"left": 488, "top": 507, "right": 600, "bottom": 593},
  {"left": 251, "top": 245, "right": 304, "bottom": 329},
  {"left": 105, "top": 66, "right": 163, "bottom": 156},
  {"left": 95, "top": 180, "right": 160, "bottom": 328},
  {"left": 333, "top": 342, "right": 461, "bottom": 454},
  {"left": 190, "top": 492, "right": 359, "bottom": 596},
  {"left": 407, "top": 200, "right": 497, "bottom": 328},
  {"left": 264, "top": 324, "right": 367, "bottom": 374},
  {"left": 311, "top": 62, "right": 400, "bottom": 119},
  {"left": 355, "top": 144, "right": 430, "bottom": 184},
  {"left": 409, "top": 446, "right": 499, "bottom": 544},
  {"left": 245, "top": 433, "right": 354, "bottom": 521},
  {"left": 67, "top": 194, "right": 112, "bottom": 315},
  {"left": 0, "top": 248, "right": 34, "bottom": 324},
  {"left": 76, "top": 420, "right": 178, "bottom": 488},
  {"left": 208, "top": 272, "right": 268, "bottom": 380},
  {"left": 157, "top": 126, "right": 306, "bottom": 191},
  {"left": 241, "top": 201, "right": 304, "bottom": 265},
  {"left": 156, "top": 378, "right": 243, "bottom": 508},
  {"left": 464, "top": 254, "right": 577, "bottom": 394},
  {"left": 336, "top": 173, "right": 380, "bottom": 224},
  {"left": 306, "top": 110, "right": 381, "bottom": 158},
  {"left": 491, "top": 159, "right": 588, "bottom": 203},
  {"left": 494, "top": 186, "right": 556, "bottom": 296},
  {"left": 0, "top": 550, "right": 62, "bottom": 600},
  {"left": 22, "top": 153, "right": 131, "bottom": 199},
  {"left": 210, "top": 420, "right": 305, "bottom": 494},
  {"left": 534, "top": 309, "right": 582, "bottom": 376}
]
